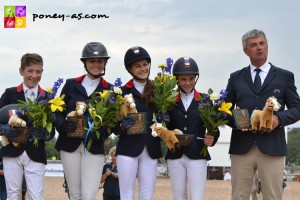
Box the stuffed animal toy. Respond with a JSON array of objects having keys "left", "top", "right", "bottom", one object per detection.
[
  {"left": 251, "top": 96, "right": 280, "bottom": 133},
  {"left": 67, "top": 101, "right": 87, "bottom": 117},
  {"left": 2, "top": 114, "right": 27, "bottom": 147},
  {"left": 65, "top": 101, "right": 87, "bottom": 137},
  {"left": 151, "top": 123, "right": 182, "bottom": 153},
  {"left": 117, "top": 93, "right": 138, "bottom": 121}
]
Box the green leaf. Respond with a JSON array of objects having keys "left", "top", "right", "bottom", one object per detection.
[
  {"left": 42, "top": 112, "right": 48, "bottom": 127},
  {"left": 45, "top": 123, "right": 52, "bottom": 133},
  {"left": 199, "top": 145, "right": 208, "bottom": 157},
  {"left": 87, "top": 138, "right": 92, "bottom": 150}
]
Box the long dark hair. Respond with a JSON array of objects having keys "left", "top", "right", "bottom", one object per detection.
[{"left": 142, "top": 79, "right": 154, "bottom": 105}]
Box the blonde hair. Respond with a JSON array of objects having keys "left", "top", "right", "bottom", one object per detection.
[{"left": 109, "top": 146, "right": 116, "bottom": 157}]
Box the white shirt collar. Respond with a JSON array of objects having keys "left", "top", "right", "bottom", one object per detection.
[
  {"left": 250, "top": 61, "right": 271, "bottom": 83},
  {"left": 81, "top": 75, "right": 101, "bottom": 96},
  {"left": 133, "top": 79, "right": 146, "bottom": 94},
  {"left": 82, "top": 75, "right": 100, "bottom": 86},
  {"left": 250, "top": 61, "right": 271, "bottom": 73},
  {"left": 180, "top": 90, "right": 194, "bottom": 111},
  {"left": 180, "top": 90, "right": 194, "bottom": 98},
  {"left": 23, "top": 84, "right": 38, "bottom": 95}
]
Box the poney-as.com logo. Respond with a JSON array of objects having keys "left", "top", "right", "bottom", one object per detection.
[{"left": 4, "top": 5, "right": 26, "bottom": 28}]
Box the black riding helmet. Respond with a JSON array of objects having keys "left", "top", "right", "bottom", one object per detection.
[
  {"left": 172, "top": 57, "right": 199, "bottom": 93},
  {"left": 124, "top": 46, "right": 151, "bottom": 71},
  {"left": 172, "top": 57, "right": 199, "bottom": 75},
  {"left": 124, "top": 46, "right": 151, "bottom": 81},
  {"left": 0, "top": 104, "right": 26, "bottom": 125},
  {"left": 80, "top": 42, "right": 110, "bottom": 78}
]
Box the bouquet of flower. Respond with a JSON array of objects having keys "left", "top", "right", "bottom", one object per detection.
[
  {"left": 86, "top": 78, "right": 123, "bottom": 150},
  {"left": 18, "top": 78, "right": 66, "bottom": 146},
  {"left": 198, "top": 88, "right": 232, "bottom": 156},
  {"left": 153, "top": 58, "right": 178, "bottom": 127}
]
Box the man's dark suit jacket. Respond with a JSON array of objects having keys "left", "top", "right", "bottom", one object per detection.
[
  {"left": 226, "top": 63, "right": 300, "bottom": 156},
  {"left": 0, "top": 84, "right": 54, "bottom": 165}
]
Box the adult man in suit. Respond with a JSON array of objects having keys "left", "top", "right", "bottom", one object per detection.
[{"left": 225, "top": 29, "right": 300, "bottom": 200}]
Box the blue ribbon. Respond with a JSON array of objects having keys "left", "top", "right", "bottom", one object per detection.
[
  {"left": 83, "top": 116, "right": 94, "bottom": 153},
  {"left": 29, "top": 135, "right": 34, "bottom": 142}
]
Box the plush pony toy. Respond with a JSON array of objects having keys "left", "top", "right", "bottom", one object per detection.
[
  {"left": 117, "top": 93, "right": 138, "bottom": 120},
  {"left": 67, "top": 101, "right": 87, "bottom": 117},
  {"left": 251, "top": 96, "right": 280, "bottom": 133},
  {"left": 2, "top": 115, "right": 27, "bottom": 147},
  {"left": 151, "top": 123, "right": 182, "bottom": 153}
]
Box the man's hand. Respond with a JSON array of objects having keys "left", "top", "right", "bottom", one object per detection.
[{"left": 271, "top": 115, "right": 280, "bottom": 132}]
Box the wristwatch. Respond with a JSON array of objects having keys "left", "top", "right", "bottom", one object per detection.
[{"left": 112, "top": 172, "right": 115, "bottom": 175}]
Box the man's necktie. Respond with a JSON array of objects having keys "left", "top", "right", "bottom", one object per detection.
[
  {"left": 27, "top": 89, "right": 35, "bottom": 102},
  {"left": 254, "top": 68, "right": 262, "bottom": 92}
]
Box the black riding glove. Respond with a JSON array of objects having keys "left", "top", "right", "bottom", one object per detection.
[
  {"left": 120, "top": 116, "right": 136, "bottom": 130},
  {"left": 98, "top": 125, "right": 110, "bottom": 139},
  {"left": 29, "top": 126, "right": 50, "bottom": 140},
  {"left": 62, "top": 118, "right": 78, "bottom": 133},
  {"left": 156, "top": 112, "right": 170, "bottom": 123},
  {"left": 0, "top": 124, "right": 21, "bottom": 139}
]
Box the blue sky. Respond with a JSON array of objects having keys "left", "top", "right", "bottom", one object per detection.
[{"left": 1, "top": 0, "right": 300, "bottom": 127}]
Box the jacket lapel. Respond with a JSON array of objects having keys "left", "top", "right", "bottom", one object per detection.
[
  {"left": 243, "top": 64, "right": 277, "bottom": 94},
  {"left": 242, "top": 66, "right": 257, "bottom": 93},
  {"left": 95, "top": 77, "right": 109, "bottom": 92},
  {"left": 176, "top": 100, "right": 186, "bottom": 113},
  {"left": 73, "top": 83, "right": 88, "bottom": 96},
  {"left": 72, "top": 75, "right": 88, "bottom": 96},
  {"left": 16, "top": 83, "right": 27, "bottom": 102},
  {"left": 260, "top": 64, "right": 276, "bottom": 92},
  {"left": 17, "top": 90, "right": 26, "bottom": 102}
]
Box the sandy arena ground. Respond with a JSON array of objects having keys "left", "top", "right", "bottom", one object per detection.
[{"left": 43, "top": 177, "right": 300, "bottom": 200}]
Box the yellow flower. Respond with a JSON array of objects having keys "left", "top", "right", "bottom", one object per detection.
[
  {"left": 156, "top": 74, "right": 167, "bottom": 84},
  {"left": 218, "top": 102, "right": 232, "bottom": 115},
  {"left": 158, "top": 63, "right": 167, "bottom": 70},
  {"left": 97, "top": 90, "right": 109, "bottom": 99},
  {"left": 46, "top": 87, "right": 52, "bottom": 93},
  {"left": 48, "top": 97, "right": 65, "bottom": 112},
  {"left": 210, "top": 93, "right": 220, "bottom": 100},
  {"left": 162, "top": 74, "right": 168, "bottom": 82},
  {"left": 88, "top": 108, "right": 96, "bottom": 118},
  {"left": 155, "top": 76, "right": 161, "bottom": 83}
]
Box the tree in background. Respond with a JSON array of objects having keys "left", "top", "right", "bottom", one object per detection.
[
  {"left": 287, "top": 128, "right": 300, "bottom": 165},
  {"left": 45, "top": 137, "right": 60, "bottom": 160}
]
